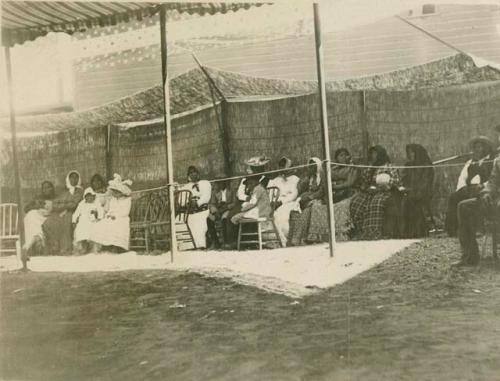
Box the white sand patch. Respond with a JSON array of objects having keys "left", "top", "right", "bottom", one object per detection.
[{"left": 0, "top": 240, "right": 417, "bottom": 297}]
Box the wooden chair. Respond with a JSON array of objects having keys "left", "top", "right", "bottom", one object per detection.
[
  {"left": 0, "top": 203, "right": 22, "bottom": 261},
  {"left": 174, "top": 189, "right": 196, "bottom": 250},
  {"left": 129, "top": 193, "right": 153, "bottom": 252},
  {"left": 237, "top": 186, "right": 282, "bottom": 250},
  {"left": 147, "top": 190, "right": 171, "bottom": 251}
]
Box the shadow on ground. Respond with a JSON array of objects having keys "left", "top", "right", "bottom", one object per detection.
[{"left": 1, "top": 238, "right": 500, "bottom": 381}]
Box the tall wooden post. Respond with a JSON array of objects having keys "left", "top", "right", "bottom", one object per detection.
[
  {"left": 361, "top": 90, "right": 369, "bottom": 158},
  {"left": 159, "top": 5, "right": 177, "bottom": 262},
  {"left": 104, "top": 125, "right": 113, "bottom": 180},
  {"left": 5, "top": 46, "right": 27, "bottom": 269},
  {"left": 313, "top": 3, "right": 336, "bottom": 258}
]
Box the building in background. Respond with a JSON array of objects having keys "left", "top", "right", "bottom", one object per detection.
[{"left": 72, "top": 4, "right": 500, "bottom": 111}]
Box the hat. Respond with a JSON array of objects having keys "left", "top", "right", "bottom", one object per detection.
[
  {"left": 469, "top": 136, "right": 494, "bottom": 152},
  {"left": 279, "top": 156, "right": 292, "bottom": 169},
  {"left": 245, "top": 156, "right": 270, "bottom": 167},
  {"left": 83, "top": 187, "right": 96, "bottom": 197},
  {"left": 108, "top": 174, "right": 133, "bottom": 196}
]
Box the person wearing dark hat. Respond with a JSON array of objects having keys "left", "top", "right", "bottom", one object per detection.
[
  {"left": 445, "top": 136, "right": 495, "bottom": 237},
  {"left": 181, "top": 165, "right": 212, "bottom": 249}
]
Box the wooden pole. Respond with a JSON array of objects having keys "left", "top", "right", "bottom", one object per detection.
[
  {"left": 159, "top": 5, "right": 177, "bottom": 262},
  {"left": 4, "top": 46, "right": 27, "bottom": 270},
  {"left": 104, "top": 124, "right": 113, "bottom": 181},
  {"left": 192, "top": 53, "right": 232, "bottom": 176},
  {"left": 313, "top": 3, "right": 336, "bottom": 258},
  {"left": 361, "top": 90, "right": 369, "bottom": 159}
]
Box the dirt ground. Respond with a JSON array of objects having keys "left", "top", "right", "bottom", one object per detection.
[{"left": 1, "top": 237, "right": 500, "bottom": 381}]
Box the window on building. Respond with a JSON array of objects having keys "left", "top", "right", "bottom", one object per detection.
[{"left": 422, "top": 4, "right": 436, "bottom": 15}]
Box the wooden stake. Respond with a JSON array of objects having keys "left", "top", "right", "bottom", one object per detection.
[
  {"left": 160, "top": 5, "right": 177, "bottom": 263},
  {"left": 4, "top": 46, "right": 27, "bottom": 269},
  {"left": 313, "top": 3, "right": 336, "bottom": 258}
]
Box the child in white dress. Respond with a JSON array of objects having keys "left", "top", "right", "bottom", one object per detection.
[{"left": 72, "top": 187, "right": 104, "bottom": 254}]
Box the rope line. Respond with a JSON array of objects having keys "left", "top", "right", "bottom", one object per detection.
[{"left": 131, "top": 157, "right": 488, "bottom": 195}]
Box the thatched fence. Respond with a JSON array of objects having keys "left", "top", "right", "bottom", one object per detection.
[{"left": 2, "top": 80, "right": 500, "bottom": 222}]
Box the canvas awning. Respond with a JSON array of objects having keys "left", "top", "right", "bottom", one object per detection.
[{"left": 1, "top": 1, "right": 265, "bottom": 46}]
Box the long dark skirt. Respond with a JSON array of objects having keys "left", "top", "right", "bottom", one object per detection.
[
  {"left": 401, "top": 197, "right": 430, "bottom": 238},
  {"left": 42, "top": 212, "right": 73, "bottom": 255},
  {"left": 288, "top": 203, "right": 329, "bottom": 246},
  {"left": 350, "top": 190, "right": 401, "bottom": 240}
]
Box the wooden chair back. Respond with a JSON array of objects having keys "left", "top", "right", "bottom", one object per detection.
[
  {"left": 267, "top": 186, "right": 281, "bottom": 212},
  {"left": 0, "top": 203, "right": 19, "bottom": 239},
  {"left": 175, "top": 190, "right": 192, "bottom": 224}
]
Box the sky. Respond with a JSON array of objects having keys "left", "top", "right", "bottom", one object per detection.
[{"left": 1, "top": 0, "right": 500, "bottom": 115}]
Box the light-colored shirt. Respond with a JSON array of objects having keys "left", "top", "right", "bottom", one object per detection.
[
  {"left": 183, "top": 180, "right": 212, "bottom": 207},
  {"left": 268, "top": 175, "right": 300, "bottom": 204},
  {"left": 456, "top": 157, "right": 488, "bottom": 190},
  {"left": 241, "top": 184, "right": 272, "bottom": 219}
]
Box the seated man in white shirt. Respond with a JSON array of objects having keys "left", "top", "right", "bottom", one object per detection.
[
  {"left": 445, "top": 136, "right": 494, "bottom": 237},
  {"left": 181, "top": 166, "right": 212, "bottom": 249}
]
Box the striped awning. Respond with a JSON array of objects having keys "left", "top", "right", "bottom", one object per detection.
[{"left": 1, "top": 1, "right": 265, "bottom": 46}]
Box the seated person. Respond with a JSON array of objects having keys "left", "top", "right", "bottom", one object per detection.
[
  {"left": 206, "top": 179, "right": 236, "bottom": 249},
  {"left": 331, "top": 148, "right": 359, "bottom": 240},
  {"left": 267, "top": 157, "right": 300, "bottom": 247},
  {"left": 23, "top": 180, "right": 56, "bottom": 256},
  {"left": 230, "top": 176, "right": 272, "bottom": 225},
  {"left": 226, "top": 156, "right": 271, "bottom": 245},
  {"left": 42, "top": 170, "right": 84, "bottom": 255},
  {"left": 331, "top": 148, "right": 359, "bottom": 203},
  {"left": 401, "top": 144, "right": 434, "bottom": 238},
  {"left": 72, "top": 187, "right": 104, "bottom": 254},
  {"left": 349, "top": 145, "right": 402, "bottom": 240},
  {"left": 235, "top": 156, "right": 271, "bottom": 203},
  {"left": 90, "top": 174, "right": 132, "bottom": 253},
  {"left": 89, "top": 173, "right": 110, "bottom": 210},
  {"left": 445, "top": 136, "right": 495, "bottom": 237},
  {"left": 180, "top": 166, "right": 212, "bottom": 249},
  {"left": 288, "top": 157, "right": 330, "bottom": 246}
]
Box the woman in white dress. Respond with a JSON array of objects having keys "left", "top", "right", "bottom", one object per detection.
[
  {"left": 268, "top": 157, "right": 300, "bottom": 246},
  {"left": 72, "top": 187, "right": 104, "bottom": 254},
  {"left": 23, "top": 181, "right": 56, "bottom": 255},
  {"left": 90, "top": 174, "right": 132, "bottom": 253}
]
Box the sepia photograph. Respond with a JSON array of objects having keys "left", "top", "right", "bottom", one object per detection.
[{"left": 1, "top": 0, "right": 500, "bottom": 379}]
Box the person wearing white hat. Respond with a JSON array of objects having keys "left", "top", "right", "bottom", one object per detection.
[
  {"left": 72, "top": 187, "right": 105, "bottom": 254},
  {"left": 90, "top": 174, "right": 132, "bottom": 252},
  {"left": 236, "top": 156, "right": 271, "bottom": 202}
]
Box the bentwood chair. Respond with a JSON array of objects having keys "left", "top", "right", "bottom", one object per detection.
[
  {"left": 174, "top": 190, "right": 196, "bottom": 250},
  {"left": 237, "top": 186, "right": 282, "bottom": 250},
  {"left": 0, "top": 203, "right": 22, "bottom": 261},
  {"left": 147, "top": 190, "right": 171, "bottom": 251},
  {"left": 129, "top": 193, "right": 154, "bottom": 252}
]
